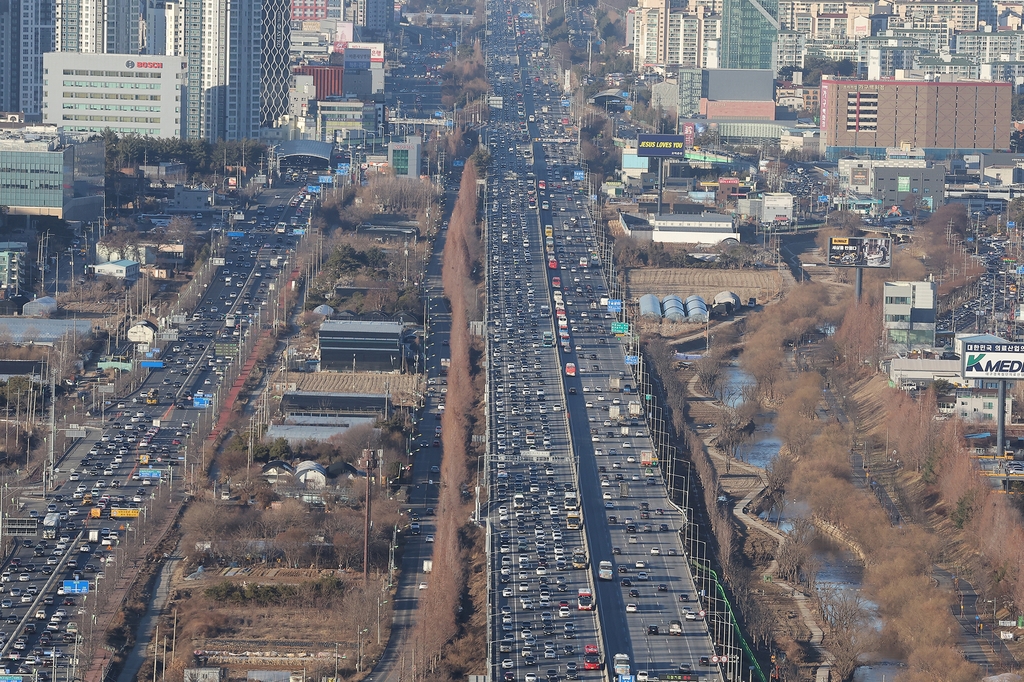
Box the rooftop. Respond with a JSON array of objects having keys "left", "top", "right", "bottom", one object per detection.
[
  {"left": 0, "top": 127, "right": 62, "bottom": 152},
  {"left": 320, "top": 319, "right": 407, "bottom": 334}
]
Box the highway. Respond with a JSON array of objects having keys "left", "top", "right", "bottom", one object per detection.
[
  {"left": 483, "top": 2, "right": 726, "bottom": 682},
  {"left": 0, "top": 186, "right": 306, "bottom": 679}
]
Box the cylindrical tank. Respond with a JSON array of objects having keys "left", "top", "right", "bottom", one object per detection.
[
  {"left": 639, "top": 294, "right": 663, "bottom": 319},
  {"left": 662, "top": 295, "right": 686, "bottom": 323},
  {"left": 685, "top": 295, "right": 708, "bottom": 323}
]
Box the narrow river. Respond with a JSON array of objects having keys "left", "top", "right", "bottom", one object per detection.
[{"left": 720, "top": 366, "right": 906, "bottom": 681}]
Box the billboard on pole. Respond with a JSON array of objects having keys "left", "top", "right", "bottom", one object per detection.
[
  {"left": 827, "top": 237, "right": 892, "bottom": 268},
  {"left": 636, "top": 134, "right": 688, "bottom": 158},
  {"left": 962, "top": 340, "right": 1024, "bottom": 380}
]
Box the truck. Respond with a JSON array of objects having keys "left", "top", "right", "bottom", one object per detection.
[
  {"left": 225, "top": 314, "right": 236, "bottom": 329},
  {"left": 270, "top": 256, "right": 280, "bottom": 268},
  {"left": 146, "top": 388, "right": 159, "bottom": 406},
  {"left": 613, "top": 653, "right": 631, "bottom": 676},
  {"left": 567, "top": 511, "right": 581, "bottom": 530},
  {"left": 542, "top": 106, "right": 549, "bottom": 113},
  {"left": 422, "top": 560, "right": 433, "bottom": 573},
  {"left": 42, "top": 512, "right": 60, "bottom": 539},
  {"left": 619, "top": 483, "right": 630, "bottom": 498},
  {"left": 440, "top": 358, "right": 451, "bottom": 376},
  {"left": 598, "top": 560, "right": 613, "bottom": 580},
  {"left": 88, "top": 530, "right": 100, "bottom": 544},
  {"left": 628, "top": 401, "right": 643, "bottom": 417},
  {"left": 608, "top": 404, "right": 621, "bottom": 421},
  {"left": 563, "top": 491, "right": 579, "bottom": 509}
]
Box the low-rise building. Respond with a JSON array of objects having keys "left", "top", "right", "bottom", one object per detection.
[
  {"left": 0, "top": 242, "right": 29, "bottom": 295},
  {"left": 127, "top": 320, "right": 158, "bottom": 345},
  {"left": 0, "top": 128, "right": 105, "bottom": 220},
  {"left": 388, "top": 136, "right": 422, "bottom": 178},
  {"left": 618, "top": 211, "right": 738, "bottom": 245},
  {"left": 93, "top": 260, "right": 140, "bottom": 282},
  {"left": 317, "top": 320, "right": 414, "bottom": 372},
  {"left": 883, "top": 280, "right": 937, "bottom": 351}
]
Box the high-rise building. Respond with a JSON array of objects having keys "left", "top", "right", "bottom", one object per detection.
[
  {"left": 355, "top": 0, "right": 388, "bottom": 33},
  {"left": 633, "top": 0, "right": 668, "bottom": 71},
  {"left": 721, "top": 0, "right": 779, "bottom": 69},
  {"left": 55, "top": 0, "right": 139, "bottom": 54},
  {"left": 179, "top": 0, "right": 261, "bottom": 140},
  {"left": 143, "top": 0, "right": 183, "bottom": 55},
  {"left": 0, "top": 0, "right": 55, "bottom": 117},
  {"left": 261, "top": 0, "right": 291, "bottom": 128}
]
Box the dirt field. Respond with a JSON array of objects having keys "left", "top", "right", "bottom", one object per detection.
[
  {"left": 270, "top": 369, "right": 424, "bottom": 407},
  {"left": 626, "top": 268, "right": 784, "bottom": 305}
]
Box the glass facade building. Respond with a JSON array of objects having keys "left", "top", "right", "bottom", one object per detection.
[
  {"left": 0, "top": 141, "right": 73, "bottom": 217},
  {"left": 721, "top": 0, "right": 778, "bottom": 70}
]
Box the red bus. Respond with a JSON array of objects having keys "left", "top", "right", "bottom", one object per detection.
[
  {"left": 565, "top": 363, "right": 576, "bottom": 377},
  {"left": 552, "top": 276, "right": 561, "bottom": 288},
  {"left": 538, "top": 180, "right": 547, "bottom": 190},
  {"left": 548, "top": 258, "right": 558, "bottom": 270}
]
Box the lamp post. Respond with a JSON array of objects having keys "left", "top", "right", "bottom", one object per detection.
[{"left": 356, "top": 628, "right": 369, "bottom": 672}]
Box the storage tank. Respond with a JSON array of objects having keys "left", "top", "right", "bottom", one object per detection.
[
  {"left": 684, "top": 295, "right": 708, "bottom": 323},
  {"left": 662, "top": 295, "right": 686, "bottom": 323},
  {"left": 712, "top": 291, "right": 741, "bottom": 317},
  {"left": 639, "top": 294, "right": 663, "bottom": 319}
]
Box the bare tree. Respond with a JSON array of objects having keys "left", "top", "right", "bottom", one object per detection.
[{"left": 820, "top": 589, "right": 869, "bottom": 682}]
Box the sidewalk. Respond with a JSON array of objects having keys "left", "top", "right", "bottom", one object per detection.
[
  {"left": 206, "top": 328, "right": 272, "bottom": 442},
  {"left": 82, "top": 496, "right": 183, "bottom": 682}
]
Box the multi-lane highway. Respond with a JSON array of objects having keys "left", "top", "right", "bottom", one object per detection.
[
  {"left": 0, "top": 187, "right": 308, "bottom": 679},
  {"left": 484, "top": 3, "right": 726, "bottom": 682}
]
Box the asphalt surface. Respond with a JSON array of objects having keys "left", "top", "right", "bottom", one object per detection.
[
  {"left": 483, "top": 5, "right": 724, "bottom": 682},
  {"left": 0, "top": 186, "right": 306, "bottom": 679}
]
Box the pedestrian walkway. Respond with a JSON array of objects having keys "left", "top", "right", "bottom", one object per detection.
[
  {"left": 115, "top": 543, "right": 183, "bottom": 682},
  {"left": 206, "top": 328, "right": 272, "bottom": 442}
]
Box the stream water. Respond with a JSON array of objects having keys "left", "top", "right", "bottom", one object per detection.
[{"left": 719, "top": 366, "right": 907, "bottom": 681}]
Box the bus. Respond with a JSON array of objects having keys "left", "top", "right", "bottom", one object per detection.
[
  {"left": 598, "top": 561, "right": 613, "bottom": 580},
  {"left": 579, "top": 255, "right": 589, "bottom": 268},
  {"left": 572, "top": 551, "right": 588, "bottom": 570},
  {"left": 546, "top": 237, "right": 554, "bottom": 250},
  {"left": 577, "top": 588, "right": 594, "bottom": 610},
  {"left": 567, "top": 511, "right": 581, "bottom": 529},
  {"left": 543, "top": 331, "right": 554, "bottom": 347},
  {"left": 145, "top": 389, "right": 159, "bottom": 405},
  {"left": 538, "top": 180, "right": 547, "bottom": 190},
  {"left": 564, "top": 491, "right": 579, "bottom": 509},
  {"left": 613, "top": 654, "right": 631, "bottom": 676},
  {"left": 225, "top": 313, "right": 236, "bottom": 329},
  {"left": 526, "top": 172, "right": 536, "bottom": 188},
  {"left": 275, "top": 222, "right": 288, "bottom": 234},
  {"left": 548, "top": 258, "right": 558, "bottom": 270},
  {"left": 565, "top": 363, "right": 576, "bottom": 377},
  {"left": 544, "top": 224, "right": 553, "bottom": 238},
  {"left": 551, "top": 276, "right": 561, "bottom": 288}
]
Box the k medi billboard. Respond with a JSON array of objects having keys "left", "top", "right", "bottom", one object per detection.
[
  {"left": 827, "top": 237, "right": 892, "bottom": 268},
  {"left": 962, "top": 341, "right": 1024, "bottom": 380}
]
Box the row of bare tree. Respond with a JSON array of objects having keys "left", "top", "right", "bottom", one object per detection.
[{"left": 411, "top": 162, "right": 481, "bottom": 677}]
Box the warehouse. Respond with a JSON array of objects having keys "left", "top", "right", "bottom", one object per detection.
[{"left": 317, "top": 320, "right": 415, "bottom": 372}]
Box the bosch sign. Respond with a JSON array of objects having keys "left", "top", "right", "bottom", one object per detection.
[{"left": 126, "top": 60, "right": 164, "bottom": 69}]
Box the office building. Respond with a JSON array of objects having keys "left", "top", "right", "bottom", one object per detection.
[
  {"left": 388, "top": 136, "right": 421, "bottom": 178},
  {"left": 294, "top": 64, "right": 345, "bottom": 98},
  {"left": 42, "top": 52, "right": 186, "bottom": 137},
  {"left": 261, "top": 0, "right": 291, "bottom": 128},
  {"left": 721, "top": 0, "right": 779, "bottom": 70},
  {"left": 317, "top": 97, "right": 374, "bottom": 141},
  {"left": 0, "top": 0, "right": 55, "bottom": 117},
  {"left": 883, "top": 280, "right": 936, "bottom": 351},
  {"left": 0, "top": 128, "right": 108, "bottom": 219},
  {"left": 291, "top": 0, "right": 328, "bottom": 19},
  {"left": 820, "top": 78, "right": 1012, "bottom": 159},
  {"left": 55, "top": 0, "right": 139, "bottom": 54}
]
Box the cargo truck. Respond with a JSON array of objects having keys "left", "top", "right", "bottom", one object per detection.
[
  {"left": 608, "top": 404, "right": 620, "bottom": 421},
  {"left": 628, "top": 401, "right": 643, "bottom": 417},
  {"left": 440, "top": 358, "right": 450, "bottom": 375},
  {"left": 613, "top": 653, "right": 631, "bottom": 676},
  {"left": 42, "top": 512, "right": 60, "bottom": 539},
  {"left": 619, "top": 483, "right": 630, "bottom": 498},
  {"left": 88, "top": 530, "right": 100, "bottom": 543},
  {"left": 423, "top": 560, "right": 433, "bottom": 573}
]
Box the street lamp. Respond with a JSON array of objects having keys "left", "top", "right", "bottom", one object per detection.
[{"left": 356, "top": 628, "right": 369, "bottom": 672}]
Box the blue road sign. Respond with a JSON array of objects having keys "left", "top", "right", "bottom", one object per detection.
[
  {"left": 1010, "top": 221, "right": 1017, "bottom": 228},
  {"left": 140, "top": 361, "right": 164, "bottom": 369},
  {"left": 226, "top": 231, "right": 245, "bottom": 238},
  {"left": 1017, "top": 266, "right": 1024, "bottom": 275},
  {"left": 453, "top": 159, "right": 466, "bottom": 167},
  {"left": 319, "top": 175, "right": 333, "bottom": 184},
  {"left": 62, "top": 580, "right": 90, "bottom": 594},
  {"left": 624, "top": 355, "right": 640, "bottom": 366},
  {"left": 607, "top": 299, "right": 623, "bottom": 313},
  {"left": 193, "top": 395, "right": 212, "bottom": 408},
  {"left": 139, "top": 468, "right": 162, "bottom": 479},
  {"left": 292, "top": 229, "right": 306, "bottom": 235},
  {"left": 561, "top": 100, "right": 571, "bottom": 107},
  {"left": 306, "top": 185, "right": 321, "bottom": 194},
  {"left": 337, "top": 163, "right": 351, "bottom": 174},
  {"left": 818, "top": 195, "right": 829, "bottom": 203},
  {"left": 573, "top": 170, "right": 585, "bottom": 181},
  {"left": 445, "top": 120, "right": 454, "bottom": 128},
  {"left": 621, "top": 91, "right": 629, "bottom": 98},
  {"left": 624, "top": 105, "right": 633, "bottom": 111},
  {"left": 434, "top": 111, "right": 445, "bottom": 118}
]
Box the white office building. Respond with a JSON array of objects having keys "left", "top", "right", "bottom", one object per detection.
[
  {"left": 883, "top": 280, "right": 937, "bottom": 351},
  {"left": 42, "top": 52, "right": 186, "bottom": 137}
]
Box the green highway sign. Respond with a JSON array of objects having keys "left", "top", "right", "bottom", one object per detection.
[{"left": 611, "top": 322, "right": 630, "bottom": 335}]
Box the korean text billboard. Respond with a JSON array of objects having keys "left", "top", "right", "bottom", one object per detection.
[
  {"left": 828, "top": 237, "right": 892, "bottom": 268},
  {"left": 962, "top": 341, "right": 1024, "bottom": 380}
]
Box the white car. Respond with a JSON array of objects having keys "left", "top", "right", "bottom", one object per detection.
[
  {"left": 425, "top": 534, "right": 434, "bottom": 543},
  {"left": 626, "top": 603, "right": 638, "bottom": 613},
  {"left": 418, "top": 582, "right": 428, "bottom": 590}
]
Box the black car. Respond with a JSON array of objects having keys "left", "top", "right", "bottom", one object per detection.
[{"left": 647, "top": 625, "right": 659, "bottom": 635}]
